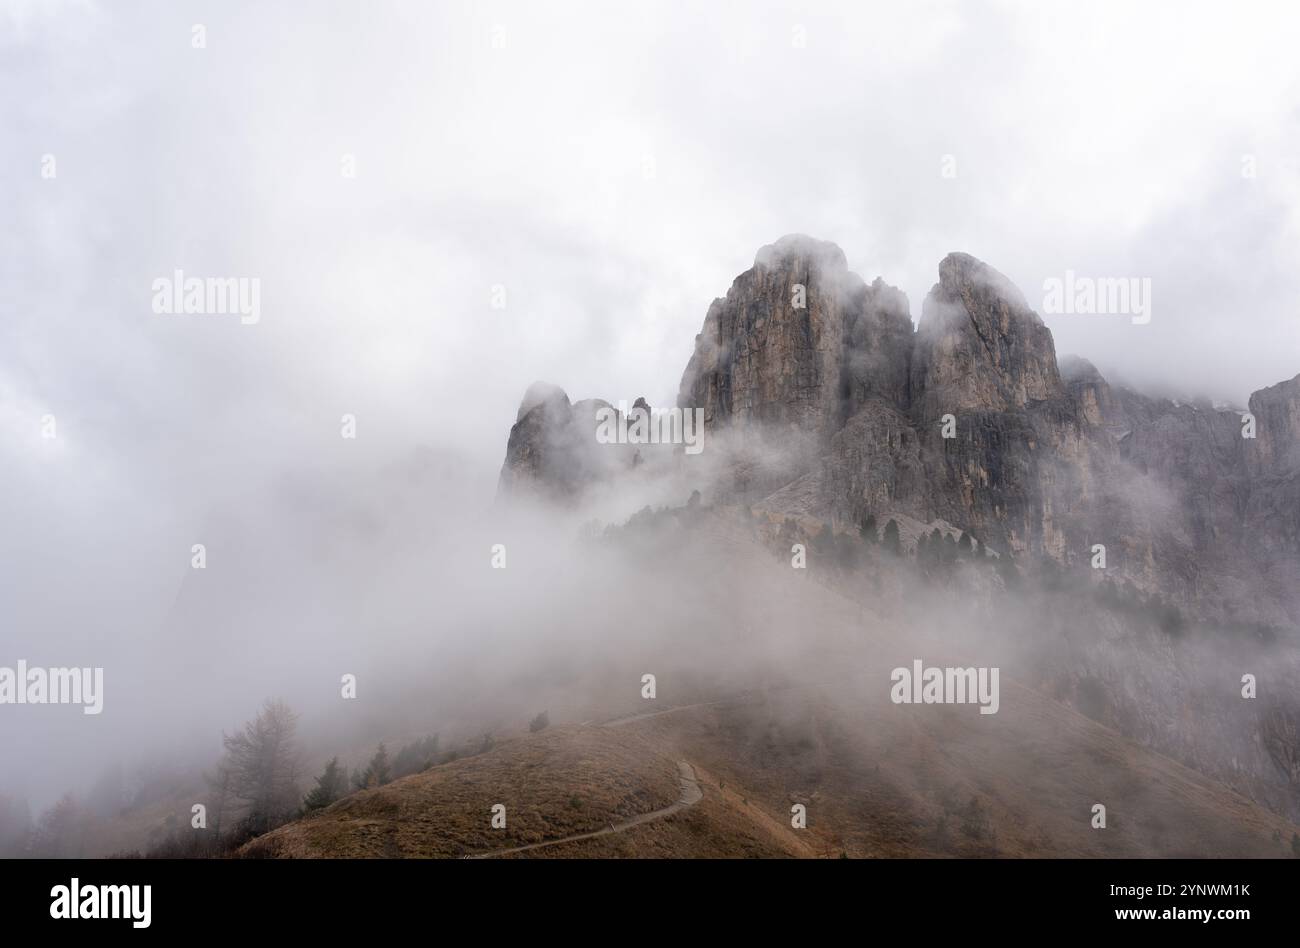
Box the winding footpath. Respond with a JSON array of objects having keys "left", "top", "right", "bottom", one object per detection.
[{"left": 465, "top": 760, "right": 702, "bottom": 859}]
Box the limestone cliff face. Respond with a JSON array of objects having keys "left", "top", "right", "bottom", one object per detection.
[
  {"left": 895, "top": 254, "right": 1095, "bottom": 556},
  {"left": 1060, "top": 356, "right": 1124, "bottom": 431},
  {"left": 1247, "top": 373, "right": 1300, "bottom": 476},
  {"left": 1239, "top": 375, "right": 1300, "bottom": 608},
  {"left": 910, "top": 253, "right": 1063, "bottom": 419},
  {"left": 822, "top": 398, "right": 928, "bottom": 525},
  {"left": 676, "top": 234, "right": 912, "bottom": 439}
]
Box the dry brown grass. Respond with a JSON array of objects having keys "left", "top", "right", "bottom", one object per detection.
[
  {"left": 242, "top": 725, "right": 680, "bottom": 858},
  {"left": 493, "top": 762, "right": 816, "bottom": 858},
  {"left": 241, "top": 680, "right": 1300, "bottom": 859},
  {"left": 628, "top": 682, "right": 1300, "bottom": 858}
]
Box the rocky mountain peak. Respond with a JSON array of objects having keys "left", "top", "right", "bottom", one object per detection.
[
  {"left": 752, "top": 233, "right": 850, "bottom": 274},
  {"left": 515, "top": 380, "right": 570, "bottom": 422},
  {"left": 498, "top": 383, "right": 633, "bottom": 500},
  {"left": 676, "top": 234, "right": 880, "bottom": 439},
  {"left": 935, "top": 251, "right": 1032, "bottom": 310},
  {"left": 912, "top": 252, "right": 1063, "bottom": 416}
]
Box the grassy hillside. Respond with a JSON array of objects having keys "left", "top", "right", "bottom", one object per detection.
[{"left": 243, "top": 683, "right": 1300, "bottom": 858}]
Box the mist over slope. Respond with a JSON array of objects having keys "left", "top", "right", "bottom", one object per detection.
[
  {"left": 4, "top": 236, "right": 1298, "bottom": 860},
  {"left": 192, "top": 238, "right": 1300, "bottom": 858},
  {"left": 243, "top": 499, "right": 1300, "bottom": 858},
  {"left": 492, "top": 236, "right": 1300, "bottom": 833}
]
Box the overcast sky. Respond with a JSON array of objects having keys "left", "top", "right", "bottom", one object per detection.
[
  {"left": 3, "top": 0, "right": 1300, "bottom": 803},
  {"left": 5, "top": 1, "right": 1300, "bottom": 474}
]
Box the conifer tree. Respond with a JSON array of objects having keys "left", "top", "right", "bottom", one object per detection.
[
  {"left": 214, "top": 699, "right": 302, "bottom": 835},
  {"left": 303, "top": 756, "right": 348, "bottom": 812},
  {"left": 360, "top": 743, "right": 392, "bottom": 788}
]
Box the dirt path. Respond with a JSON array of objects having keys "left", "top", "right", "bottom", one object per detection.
[
  {"left": 465, "top": 761, "right": 702, "bottom": 859},
  {"left": 597, "top": 701, "right": 732, "bottom": 728},
  {"left": 591, "top": 675, "right": 862, "bottom": 730}
]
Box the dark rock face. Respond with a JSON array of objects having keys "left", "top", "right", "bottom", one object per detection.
[
  {"left": 822, "top": 398, "right": 928, "bottom": 525},
  {"left": 668, "top": 244, "right": 1098, "bottom": 556},
  {"left": 842, "top": 277, "right": 915, "bottom": 417},
  {"left": 1080, "top": 373, "right": 1300, "bottom": 624}
]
